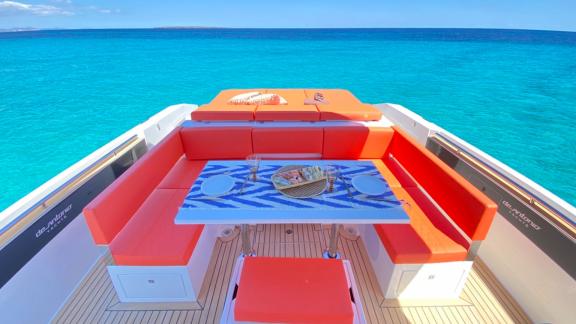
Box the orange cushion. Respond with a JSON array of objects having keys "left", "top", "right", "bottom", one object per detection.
[
  {"left": 192, "top": 104, "right": 255, "bottom": 121},
  {"left": 191, "top": 89, "right": 264, "bottom": 121},
  {"left": 235, "top": 257, "right": 354, "bottom": 324},
  {"left": 374, "top": 187, "right": 469, "bottom": 264},
  {"left": 83, "top": 129, "right": 184, "bottom": 244},
  {"left": 110, "top": 189, "right": 204, "bottom": 266},
  {"left": 384, "top": 155, "right": 419, "bottom": 188},
  {"left": 305, "top": 89, "right": 382, "bottom": 121},
  {"left": 255, "top": 89, "right": 320, "bottom": 121},
  {"left": 388, "top": 127, "right": 497, "bottom": 240},
  {"left": 319, "top": 103, "right": 382, "bottom": 121},
  {"left": 323, "top": 126, "right": 393, "bottom": 159},
  {"left": 252, "top": 127, "right": 323, "bottom": 154},
  {"left": 406, "top": 187, "right": 470, "bottom": 250},
  {"left": 180, "top": 127, "right": 253, "bottom": 160},
  {"left": 158, "top": 158, "right": 207, "bottom": 189}
]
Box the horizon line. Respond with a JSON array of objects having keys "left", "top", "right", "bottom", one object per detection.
[{"left": 1, "top": 26, "right": 576, "bottom": 34}]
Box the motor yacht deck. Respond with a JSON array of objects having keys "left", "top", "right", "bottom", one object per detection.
[{"left": 0, "top": 89, "right": 574, "bottom": 324}]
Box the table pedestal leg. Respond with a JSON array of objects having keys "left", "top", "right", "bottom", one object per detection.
[
  {"left": 323, "top": 224, "right": 341, "bottom": 259},
  {"left": 240, "top": 224, "right": 254, "bottom": 257}
]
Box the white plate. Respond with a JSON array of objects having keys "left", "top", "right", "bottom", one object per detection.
[
  {"left": 201, "top": 175, "right": 236, "bottom": 197},
  {"left": 351, "top": 175, "right": 388, "bottom": 196}
]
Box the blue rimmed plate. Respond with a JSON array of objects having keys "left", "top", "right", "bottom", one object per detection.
[
  {"left": 351, "top": 175, "right": 388, "bottom": 196},
  {"left": 201, "top": 175, "right": 236, "bottom": 197}
]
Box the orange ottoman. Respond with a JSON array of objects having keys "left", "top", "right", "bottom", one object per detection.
[{"left": 234, "top": 257, "right": 354, "bottom": 324}]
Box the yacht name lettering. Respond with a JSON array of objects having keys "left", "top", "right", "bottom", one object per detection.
[
  {"left": 35, "top": 204, "right": 73, "bottom": 238},
  {"left": 501, "top": 200, "right": 541, "bottom": 231}
]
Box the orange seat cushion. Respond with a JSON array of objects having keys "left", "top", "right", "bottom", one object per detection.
[
  {"left": 323, "top": 126, "right": 393, "bottom": 159},
  {"left": 191, "top": 89, "right": 264, "bottom": 121},
  {"left": 374, "top": 187, "right": 469, "bottom": 264},
  {"left": 110, "top": 189, "right": 204, "bottom": 266},
  {"left": 252, "top": 127, "right": 323, "bottom": 154},
  {"left": 83, "top": 129, "right": 184, "bottom": 244},
  {"left": 235, "top": 257, "right": 354, "bottom": 324},
  {"left": 255, "top": 89, "right": 320, "bottom": 121},
  {"left": 180, "top": 126, "right": 253, "bottom": 160},
  {"left": 305, "top": 89, "right": 382, "bottom": 121},
  {"left": 158, "top": 158, "right": 207, "bottom": 189},
  {"left": 387, "top": 127, "right": 497, "bottom": 241}
]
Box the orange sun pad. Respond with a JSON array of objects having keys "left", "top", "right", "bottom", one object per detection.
[{"left": 192, "top": 89, "right": 382, "bottom": 121}]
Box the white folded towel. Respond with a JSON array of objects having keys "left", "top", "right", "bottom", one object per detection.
[
  {"left": 247, "top": 93, "right": 287, "bottom": 105},
  {"left": 228, "top": 91, "right": 261, "bottom": 104},
  {"left": 228, "top": 92, "right": 287, "bottom": 105}
]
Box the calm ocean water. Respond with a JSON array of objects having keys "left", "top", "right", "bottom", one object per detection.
[{"left": 0, "top": 28, "right": 575, "bottom": 210}]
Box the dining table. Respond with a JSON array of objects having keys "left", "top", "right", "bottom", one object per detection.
[{"left": 175, "top": 160, "right": 410, "bottom": 258}]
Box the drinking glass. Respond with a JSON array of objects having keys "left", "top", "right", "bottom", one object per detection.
[
  {"left": 324, "top": 165, "right": 338, "bottom": 193},
  {"left": 246, "top": 154, "right": 261, "bottom": 181}
]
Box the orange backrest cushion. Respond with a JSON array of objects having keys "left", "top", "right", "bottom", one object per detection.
[
  {"left": 386, "top": 127, "right": 497, "bottom": 240},
  {"left": 192, "top": 104, "right": 255, "bottom": 121},
  {"left": 180, "top": 126, "right": 253, "bottom": 160},
  {"left": 323, "top": 126, "right": 394, "bottom": 159},
  {"left": 252, "top": 127, "right": 323, "bottom": 154},
  {"left": 83, "top": 129, "right": 184, "bottom": 244}
]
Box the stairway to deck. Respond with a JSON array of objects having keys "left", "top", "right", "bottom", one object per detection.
[{"left": 53, "top": 224, "right": 530, "bottom": 324}]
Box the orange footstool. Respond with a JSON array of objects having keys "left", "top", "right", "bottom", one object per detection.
[{"left": 234, "top": 257, "right": 354, "bottom": 324}]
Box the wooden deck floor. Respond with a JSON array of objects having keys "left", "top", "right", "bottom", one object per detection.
[{"left": 53, "top": 224, "right": 530, "bottom": 324}]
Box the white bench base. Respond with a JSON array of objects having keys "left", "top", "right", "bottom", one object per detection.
[
  {"left": 108, "top": 225, "right": 218, "bottom": 302},
  {"left": 361, "top": 224, "right": 472, "bottom": 300}
]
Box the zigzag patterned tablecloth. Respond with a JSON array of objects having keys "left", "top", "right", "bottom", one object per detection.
[{"left": 175, "top": 160, "right": 410, "bottom": 225}]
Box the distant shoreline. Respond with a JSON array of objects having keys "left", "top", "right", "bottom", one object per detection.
[
  {"left": 154, "top": 26, "right": 227, "bottom": 30},
  {"left": 1, "top": 27, "right": 575, "bottom": 34}
]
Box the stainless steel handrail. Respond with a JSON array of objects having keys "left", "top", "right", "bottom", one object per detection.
[
  {"left": 430, "top": 133, "right": 576, "bottom": 239},
  {"left": 0, "top": 135, "right": 143, "bottom": 247}
]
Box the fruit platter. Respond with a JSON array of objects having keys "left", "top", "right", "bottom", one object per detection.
[{"left": 271, "top": 165, "right": 327, "bottom": 198}]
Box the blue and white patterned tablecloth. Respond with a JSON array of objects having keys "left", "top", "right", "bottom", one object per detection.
[{"left": 175, "top": 160, "right": 410, "bottom": 225}]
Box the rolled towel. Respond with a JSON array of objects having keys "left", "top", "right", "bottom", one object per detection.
[
  {"left": 228, "top": 91, "right": 261, "bottom": 105},
  {"left": 304, "top": 92, "right": 329, "bottom": 105},
  {"left": 246, "top": 93, "right": 287, "bottom": 105}
]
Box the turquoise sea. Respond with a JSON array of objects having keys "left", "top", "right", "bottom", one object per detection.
[{"left": 0, "top": 29, "right": 575, "bottom": 211}]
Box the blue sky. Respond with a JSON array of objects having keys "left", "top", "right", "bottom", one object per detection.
[{"left": 0, "top": 0, "right": 575, "bottom": 31}]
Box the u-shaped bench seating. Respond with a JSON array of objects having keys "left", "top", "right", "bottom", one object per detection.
[{"left": 83, "top": 118, "right": 496, "bottom": 302}]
